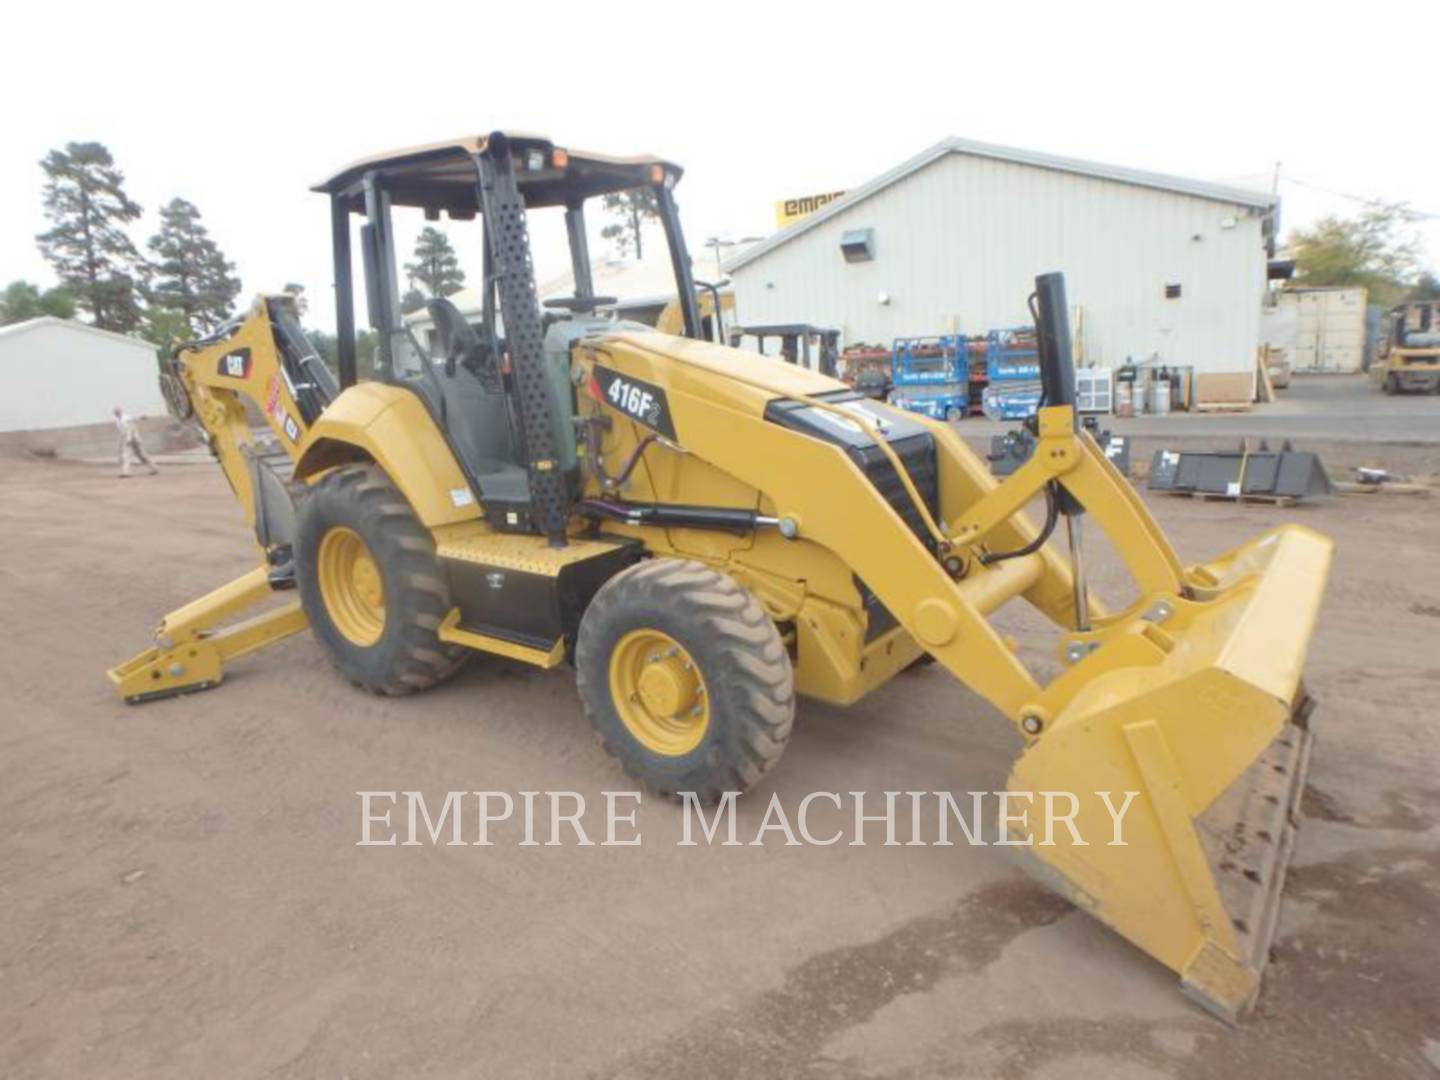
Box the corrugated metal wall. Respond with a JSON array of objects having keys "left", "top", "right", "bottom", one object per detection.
[
  {"left": 729, "top": 153, "right": 1269, "bottom": 375},
  {"left": 0, "top": 322, "right": 164, "bottom": 432}
]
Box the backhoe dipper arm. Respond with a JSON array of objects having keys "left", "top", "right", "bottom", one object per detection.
[
  {"left": 111, "top": 296, "right": 327, "bottom": 703},
  {"left": 164, "top": 295, "right": 330, "bottom": 539}
]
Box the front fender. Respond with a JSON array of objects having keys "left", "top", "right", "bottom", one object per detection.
[{"left": 293, "top": 382, "right": 480, "bottom": 528}]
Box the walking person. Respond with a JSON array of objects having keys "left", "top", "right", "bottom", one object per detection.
[{"left": 113, "top": 406, "right": 159, "bottom": 478}]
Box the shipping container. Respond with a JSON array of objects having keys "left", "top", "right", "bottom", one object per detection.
[{"left": 1281, "top": 286, "right": 1367, "bottom": 373}]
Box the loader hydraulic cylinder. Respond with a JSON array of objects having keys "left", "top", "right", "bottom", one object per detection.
[
  {"left": 1032, "top": 272, "right": 1089, "bottom": 627},
  {"left": 1033, "top": 271, "right": 1077, "bottom": 426}
]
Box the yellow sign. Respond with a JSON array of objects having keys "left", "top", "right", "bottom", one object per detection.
[{"left": 774, "top": 190, "right": 846, "bottom": 228}]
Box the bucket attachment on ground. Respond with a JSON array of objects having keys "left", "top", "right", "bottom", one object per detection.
[
  {"left": 1004, "top": 522, "right": 1330, "bottom": 1021},
  {"left": 108, "top": 567, "right": 307, "bottom": 703},
  {"left": 1148, "top": 441, "right": 1333, "bottom": 502}
]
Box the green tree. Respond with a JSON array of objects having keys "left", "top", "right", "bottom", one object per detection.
[
  {"left": 401, "top": 287, "right": 428, "bottom": 315},
  {"left": 355, "top": 329, "right": 378, "bottom": 379},
  {"left": 306, "top": 328, "right": 337, "bottom": 364},
  {"left": 1407, "top": 271, "right": 1440, "bottom": 302},
  {"left": 404, "top": 227, "right": 465, "bottom": 299},
  {"left": 139, "top": 306, "right": 193, "bottom": 351},
  {"left": 147, "top": 198, "right": 242, "bottom": 335},
  {"left": 311, "top": 328, "right": 378, "bottom": 381},
  {"left": 0, "top": 280, "right": 77, "bottom": 324},
  {"left": 35, "top": 141, "right": 147, "bottom": 332},
  {"left": 599, "top": 187, "right": 659, "bottom": 259},
  {"left": 1288, "top": 203, "right": 1421, "bottom": 307}
]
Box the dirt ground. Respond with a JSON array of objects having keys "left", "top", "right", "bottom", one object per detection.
[{"left": 1, "top": 455, "right": 1437, "bottom": 1079}]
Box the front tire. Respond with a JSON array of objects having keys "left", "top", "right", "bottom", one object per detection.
[
  {"left": 576, "top": 559, "right": 794, "bottom": 803},
  {"left": 295, "top": 464, "right": 466, "bottom": 694}
]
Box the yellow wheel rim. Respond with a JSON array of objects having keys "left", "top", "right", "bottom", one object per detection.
[
  {"left": 609, "top": 629, "right": 709, "bottom": 756},
  {"left": 317, "top": 526, "right": 386, "bottom": 646}
]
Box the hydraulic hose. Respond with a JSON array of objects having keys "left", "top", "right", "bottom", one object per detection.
[{"left": 978, "top": 483, "right": 1059, "bottom": 565}]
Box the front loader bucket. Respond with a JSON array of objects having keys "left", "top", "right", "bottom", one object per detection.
[{"left": 1005, "top": 523, "right": 1331, "bottom": 1022}]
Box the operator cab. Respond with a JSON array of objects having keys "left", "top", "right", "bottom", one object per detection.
[{"left": 313, "top": 131, "right": 706, "bottom": 545}]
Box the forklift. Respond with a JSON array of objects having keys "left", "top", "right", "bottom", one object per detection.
[{"left": 1375, "top": 300, "right": 1440, "bottom": 393}]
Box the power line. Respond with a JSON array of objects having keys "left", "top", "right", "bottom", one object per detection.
[{"left": 1283, "top": 176, "right": 1440, "bottom": 221}]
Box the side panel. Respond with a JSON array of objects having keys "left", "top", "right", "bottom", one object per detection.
[{"left": 293, "top": 382, "right": 481, "bottom": 528}]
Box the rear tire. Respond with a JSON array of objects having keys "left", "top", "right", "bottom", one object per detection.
[
  {"left": 576, "top": 558, "right": 794, "bottom": 803},
  {"left": 295, "top": 464, "right": 466, "bottom": 694}
]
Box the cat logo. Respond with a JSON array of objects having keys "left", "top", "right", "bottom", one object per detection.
[
  {"left": 591, "top": 367, "right": 676, "bottom": 439},
  {"left": 217, "top": 348, "right": 252, "bottom": 380}
]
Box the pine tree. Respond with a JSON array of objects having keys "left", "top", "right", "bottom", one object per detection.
[
  {"left": 147, "top": 197, "right": 242, "bottom": 335},
  {"left": 600, "top": 187, "right": 660, "bottom": 260},
  {"left": 401, "top": 287, "right": 428, "bottom": 315},
  {"left": 404, "top": 227, "right": 466, "bottom": 299},
  {"left": 35, "top": 142, "right": 147, "bottom": 332}
]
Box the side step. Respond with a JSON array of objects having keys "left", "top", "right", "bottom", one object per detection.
[{"left": 437, "top": 610, "right": 565, "bottom": 669}]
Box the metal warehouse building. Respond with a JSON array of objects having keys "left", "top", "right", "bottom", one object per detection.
[
  {"left": 725, "top": 138, "right": 1278, "bottom": 380},
  {"left": 0, "top": 317, "right": 163, "bottom": 432}
]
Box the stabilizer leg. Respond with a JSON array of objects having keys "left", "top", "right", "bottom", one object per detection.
[{"left": 108, "top": 567, "right": 307, "bottom": 703}]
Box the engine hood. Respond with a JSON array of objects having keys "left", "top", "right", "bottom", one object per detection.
[{"left": 587, "top": 329, "right": 849, "bottom": 419}]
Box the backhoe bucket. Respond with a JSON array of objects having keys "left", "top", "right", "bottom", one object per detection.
[{"left": 1005, "top": 523, "right": 1331, "bottom": 1022}]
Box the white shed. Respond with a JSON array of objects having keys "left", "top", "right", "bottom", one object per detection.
[
  {"left": 725, "top": 138, "right": 1277, "bottom": 380},
  {"left": 0, "top": 317, "right": 164, "bottom": 433}
]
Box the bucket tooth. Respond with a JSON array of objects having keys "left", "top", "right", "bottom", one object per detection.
[{"left": 1187, "top": 702, "right": 1313, "bottom": 1020}]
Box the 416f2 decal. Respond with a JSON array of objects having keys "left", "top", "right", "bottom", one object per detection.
[{"left": 591, "top": 367, "right": 677, "bottom": 439}]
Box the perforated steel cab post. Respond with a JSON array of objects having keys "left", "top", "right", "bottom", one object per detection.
[{"left": 474, "top": 137, "right": 569, "bottom": 546}]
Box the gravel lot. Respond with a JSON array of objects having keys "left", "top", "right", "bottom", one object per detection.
[{"left": 1, "top": 451, "right": 1436, "bottom": 1079}]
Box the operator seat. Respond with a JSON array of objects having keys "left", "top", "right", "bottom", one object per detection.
[{"left": 425, "top": 298, "right": 530, "bottom": 508}]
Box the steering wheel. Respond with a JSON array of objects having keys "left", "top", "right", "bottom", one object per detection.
[
  {"left": 427, "top": 298, "right": 498, "bottom": 388},
  {"left": 542, "top": 295, "right": 619, "bottom": 315}
]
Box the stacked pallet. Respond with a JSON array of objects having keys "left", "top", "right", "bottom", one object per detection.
[{"left": 1193, "top": 372, "right": 1255, "bottom": 413}]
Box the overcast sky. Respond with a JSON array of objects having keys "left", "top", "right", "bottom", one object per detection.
[{"left": 3, "top": 0, "right": 1436, "bottom": 331}]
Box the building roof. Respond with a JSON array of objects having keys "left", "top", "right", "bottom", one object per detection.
[
  {"left": 314, "top": 131, "right": 681, "bottom": 215},
  {"left": 0, "top": 316, "right": 155, "bottom": 352},
  {"left": 725, "top": 136, "right": 1279, "bottom": 272}
]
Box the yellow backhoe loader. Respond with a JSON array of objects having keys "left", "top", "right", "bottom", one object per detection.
[{"left": 112, "top": 131, "right": 1331, "bottom": 1022}]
